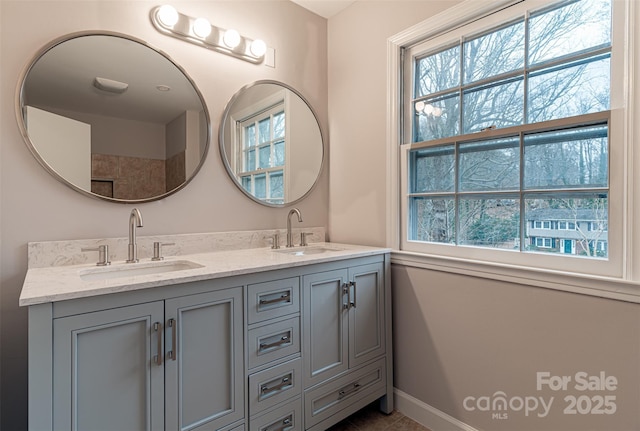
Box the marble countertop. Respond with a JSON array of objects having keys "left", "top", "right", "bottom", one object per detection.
[{"left": 19, "top": 243, "right": 389, "bottom": 306}]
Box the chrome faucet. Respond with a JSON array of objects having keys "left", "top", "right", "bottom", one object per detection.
[
  {"left": 126, "top": 208, "right": 143, "bottom": 263},
  {"left": 286, "top": 208, "right": 303, "bottom": 248}
]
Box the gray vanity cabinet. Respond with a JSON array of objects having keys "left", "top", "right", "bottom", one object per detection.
[
  {"left": 47, "top": 286, "right": 244, "bottom": 431},
  {"left": 52, "top": 301, "right": 165, "bottom": 431},
  {"left": 165, "top": 288, "right": 245, "bottom": 431},
  {"left": 302, "top": 262, "right": 385, "bottom": 387},
  {"left": 302, "top": 262, "right": 388, "bottom": 430},
  {"left": 27, "top": 251, "right": 391, "bottom": 431}
]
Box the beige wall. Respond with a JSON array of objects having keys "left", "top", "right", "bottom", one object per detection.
[
  {"left": 0, "top": 1, "right": 327, "bottom": 429},
  {"left": 327, "top": 1, "right": 640, "bottom": 430},
  {"left": 393, "top": 265, "right": 640, "bottom": 431},
  {"left": 328, "top": 0, "right": 459, "bottom": 246}
]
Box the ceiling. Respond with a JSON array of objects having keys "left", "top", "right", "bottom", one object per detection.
[{"left": 290, "top": 0, "right": 356, "bottom": 18}]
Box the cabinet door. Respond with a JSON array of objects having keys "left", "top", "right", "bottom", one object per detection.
[
  {"left": 165, "top": 287, "right": 244, "bottom": 431},
  {"left": 303, "top": 269, "right": 349, "bottom": 387},
  {"left": 53, "top": 301, "right": 164, "bottom": 431},
  {"left": 348, "top": 263, "right": 386, "bottom": 368}
]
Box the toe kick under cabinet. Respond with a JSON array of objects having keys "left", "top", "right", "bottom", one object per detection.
[{"left": 27, "top": 252, "right": 392, "bottom": 431}]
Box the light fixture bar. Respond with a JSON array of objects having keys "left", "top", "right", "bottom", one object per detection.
[{"left": 150, "top": 5, "right": 268, "bottom": 64}]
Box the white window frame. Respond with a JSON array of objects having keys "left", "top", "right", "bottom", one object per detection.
[
  {"left": 387, "top": 0, "right": 634, "bottom": 288},
  {"left": 229, "top": 89, "right": 291, "bottom": 204}
]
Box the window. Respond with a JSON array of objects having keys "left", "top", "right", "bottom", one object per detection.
[
  {"left": 238, "top": 104, "right": 286, "bottom": 204},
  {"left": 400, "top": 0, "right": 622, "bottom": 273}
]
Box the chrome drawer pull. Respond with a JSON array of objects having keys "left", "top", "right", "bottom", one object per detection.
[
  {"left": 260, "top": 375, "right": 292, "bottom": 396},
  {"left": 259, "top": 292, "right": 291, "bottom": 306},
  {"left": 259, "top": 334, "right": 290, "bottom": 351},
  {"left": 338, "top": 381, "right": 361, "bottom": 399},
  {"left": 261, "top": 415, "right": 293, "bottom": 431}
]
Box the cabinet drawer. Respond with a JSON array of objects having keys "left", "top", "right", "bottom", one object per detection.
[
  {"left": 249, "top": 397, "right": 302, "bottom": 431},
  {"left": 248, "top": 278, "right": 300, "bottom": 324},
  {"left": 248, "top": 317, "right": 300, "bottom": 369},
  {"left": 304, "top": 358, "right": 386, "bottom": 429},
  {"left": 249, "top": 357, "right": 302, "bottom": 415},
  {"left": 221, "top": 423, "right": 245, "bottom": 431}
]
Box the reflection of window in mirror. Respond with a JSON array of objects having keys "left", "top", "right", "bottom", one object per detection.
[{"left": 231, "top": 90, "right": 289, "bottom": 204}]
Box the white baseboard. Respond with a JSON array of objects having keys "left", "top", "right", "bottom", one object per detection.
[{"left": 394, "top": 389, "right": 479, "bottom": 431}]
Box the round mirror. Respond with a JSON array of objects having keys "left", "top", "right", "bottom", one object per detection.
[
  {"left": 219, "top": 81, "right": 324, "bottom": 206},
  {"left": 16, "top": 31, "right": 210, "bottom": 203}
]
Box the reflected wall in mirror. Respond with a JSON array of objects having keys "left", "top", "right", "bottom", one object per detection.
[
  {"left": 220, "top": 81, "right": 323, "bottom": 206},
  {"left": 17, "top": 31, "right": 210, "bottom": 203}
]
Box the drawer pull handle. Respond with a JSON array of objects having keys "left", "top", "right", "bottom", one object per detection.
[
  {"left": 338, "top": 382, "right": 361, "bottom": 399},
  {"left": 259, "top": 334, "right": 290, "bottom": 350},
  {"left": 260, "top": 376, "right": 292, "bottom": 396},
  {"left": 259, "top": 292, "right": 291, "bottom": 306},
  {"left": 262, "top": 415, "right": 293, "bottom": 431}
]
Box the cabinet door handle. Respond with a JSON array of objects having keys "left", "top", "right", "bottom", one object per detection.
[
  {"left": 338, "top": 381, "right": 361, "bottom": 399},
  {"left": 259, "top": 333, "right": 290, "bottom": 351},
  {"left": 167, "top": 318, "right": 177, "bottom": 361},
  {"left": 259, "top": 292, "right": 291, "bottom": 306},
  {"left": 261, "top": 415, "right": 293, "bottom": 431},
  {"left": 260, "top": 375, "right": 292, "bottom": 397},
  {"left": 342, "top": 283, "right": 350, "bottom": 310},
  {"left": 349, "top": 281, "right": 357, "bottom": 309},
  {"left": 153, "top": 322, "right": 162, "bottom": 366}
]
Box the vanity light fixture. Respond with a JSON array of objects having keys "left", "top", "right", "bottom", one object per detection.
[{"left": 150, "top": 5, "right": 269, "bottom": 64}]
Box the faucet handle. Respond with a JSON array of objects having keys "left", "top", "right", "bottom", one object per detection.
[
  {"left": 300, "top": 232, "right": 313, "bottom": 247},
  {"left": 82, "top": 245, "right": 110, "bottom": 266},
  {"left": 266, "top": 233, "right": 280, "bottom": 249},
  {"left": 152, "top": 242, "right": 175, "bottom": 261}
]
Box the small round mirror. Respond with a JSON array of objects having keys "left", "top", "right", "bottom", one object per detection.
[
  {"left": 219, "top": 81, "right": 324, "bottom": 206},
  {"left": 17, "top": 31, "right": 210, "bottom": 203}
]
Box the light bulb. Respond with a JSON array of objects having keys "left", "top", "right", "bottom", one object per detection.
[
  {"left": 223, "top": 29, "right": 241, "bottom": 48},
  {"left": 432, "top": 107, "right": 442, "bottom": 117},
  {"left": 415, "top": 101, "right": 425, "bottom": 113},
  {"left": 250, "top": 39, "right": 267, "bottom": 57},
  {"left": 193, "top": 18, "right": 211, "bottom": 38},
  {"left": 424, "top": 104, "right": 434, "bottom": 115},
  {"left": 157, "top": 5, "right": 179, "bottom": 27}
]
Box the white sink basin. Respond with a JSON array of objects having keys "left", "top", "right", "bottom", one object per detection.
[
  {"left": 79, "top": 260, "right": 203, "bottom": 281},
  {"left": 274, "top": 246, "right": 342, "bottom": 256}
]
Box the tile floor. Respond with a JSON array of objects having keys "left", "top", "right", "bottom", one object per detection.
[{"left": 326, "top": 402, "right": 432, "bottom": 431}]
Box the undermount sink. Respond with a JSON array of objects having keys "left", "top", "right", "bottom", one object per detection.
[
  {"left": 79, "top": 260, "right": 203, "bottom": 281},
  {"left": 274, "top": 246, "right": 342, "bottom": 256}
]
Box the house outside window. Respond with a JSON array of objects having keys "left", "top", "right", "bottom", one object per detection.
[{"left": 397, "top": 0, "right": 625, "bottom": 276}]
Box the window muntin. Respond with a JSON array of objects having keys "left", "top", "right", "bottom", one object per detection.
[
  {"left": 405, "top": 0, "right": 612, "bottom": 261},
  {"left": 239, "top": 104, "right": 286, "bottom": 204},
  {"left": 408, "top": 120, "right": 609, "bottom": 255}
]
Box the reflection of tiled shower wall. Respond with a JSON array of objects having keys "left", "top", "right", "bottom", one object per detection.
[
  {"left": 91, "top": 154, "right": 166, "bottom": 200},
  {"left": 166, "top": 151, "right": 186, "bottom": 192},
  {"left": 91, "top": 152, "right": 186, "bottom": 200}
]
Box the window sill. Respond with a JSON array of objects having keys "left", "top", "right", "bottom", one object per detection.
[{"left": 391, "top": 250, "right": 640, "bottom": 304}]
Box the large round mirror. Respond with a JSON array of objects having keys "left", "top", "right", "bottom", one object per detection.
[
  {"left": 219, "top": 81, "right": 324, "bottom": 206},
  {"left": 17, "top": 31, "right": 210, "bottom": 203}
]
